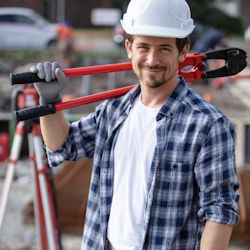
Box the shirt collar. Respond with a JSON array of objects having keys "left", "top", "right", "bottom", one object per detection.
[
  {"left": 157, "top": 77, "right": 188, "bottom": 120},
  {"left": 125, "top": 77, "right": 188, "bottom": 119}
]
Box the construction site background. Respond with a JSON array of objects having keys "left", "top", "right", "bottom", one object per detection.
[{"left": 0, "top": 28, "right": 250, "bottom": 250}]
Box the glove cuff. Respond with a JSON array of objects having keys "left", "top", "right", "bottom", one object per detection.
[{"left": 39, "top": 95, "right": 62, "bottom": 105}]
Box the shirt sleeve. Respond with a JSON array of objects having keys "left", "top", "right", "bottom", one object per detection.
[
  {"left": 45, "top": 110, "right": 97, "bottom": 167},
  {"left": 195, "top": 116, "right": 240, "bottom": 225}
]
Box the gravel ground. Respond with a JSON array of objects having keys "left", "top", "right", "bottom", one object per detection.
[{"left": 0, "top": 160, "right": 83, "bottom": 250}]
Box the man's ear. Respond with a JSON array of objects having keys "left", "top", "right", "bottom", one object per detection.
[
  {"left": 125, "top": 39, "right": 132, "bottom": 59},
  {"left": 179, "top": 43, "right": 190, "bottom": 63}
]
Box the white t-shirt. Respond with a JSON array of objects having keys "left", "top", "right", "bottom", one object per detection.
[{"left": 107, "top": 95, "right": 160, "bottom": 250}]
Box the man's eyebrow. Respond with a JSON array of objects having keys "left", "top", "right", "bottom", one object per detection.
[
  {"left": 136, "top": 42, "right": 149, "bottom": 46},
  {"left": 159, "top": 44, "right": 173, "bottom": 48},
  {"left": 135, "top": 42, "right": 174, "bottom": 48}
]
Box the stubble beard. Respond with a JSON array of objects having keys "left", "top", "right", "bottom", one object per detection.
[{"left": 138, "top": 65, "right": 178, "bottom": 89}]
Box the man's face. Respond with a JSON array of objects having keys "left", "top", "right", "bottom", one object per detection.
[{"left": 125, "top": 35, "right": 189, "bottom": 89}]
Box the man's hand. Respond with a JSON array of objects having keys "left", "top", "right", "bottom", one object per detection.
[{"left": 31, "top": 61, "right": 68, "bottom": 105}]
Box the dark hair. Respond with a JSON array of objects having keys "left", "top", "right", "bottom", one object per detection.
[
  {"left": 176, "top": 37, "right": 190, "bottom": 53},
  {"left": 126, "top": 34, "right": 190, "bottom": 53}
]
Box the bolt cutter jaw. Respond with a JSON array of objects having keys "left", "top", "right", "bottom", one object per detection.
[
  {"left": 178, "top": 47, "right": 247, "bottom": 82},
  {"left": 178, "top": 53, "right": 207, "bottom": 82},
  {"left": 202, "top": 47, "right": 247, "bottom": 79}
]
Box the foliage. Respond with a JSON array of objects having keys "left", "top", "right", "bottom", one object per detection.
[
  {"left": 0, "top": 48, "right": 126, "bottom": 70},
  {"left": 188, "top": 2, "right": 244, "bottom": 35},
  {"left": 113, "top": 0, "right": 130, "bottom": 11},
  {"left": 0, "top": 50, "right": 57, "bottom": 67},
  {"left": 78, "top": 49, "right": 125, "bottom": 58}
]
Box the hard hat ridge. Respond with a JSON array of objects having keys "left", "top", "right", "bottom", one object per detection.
[{"left": 121, "top": 0, "right": 195, "bottom": 38}]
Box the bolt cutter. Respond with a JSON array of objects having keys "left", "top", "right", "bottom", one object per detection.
[{"left": 10, "top": 47, "right": 247, "bottom": 122}]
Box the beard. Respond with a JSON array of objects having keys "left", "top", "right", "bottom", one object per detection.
[{"left": 138, "top": 64, "right": 177, "bottom": 89}]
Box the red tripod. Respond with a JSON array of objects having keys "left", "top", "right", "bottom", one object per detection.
[{"left": 0, "top": 85, "right": 61, "bottom": 250}]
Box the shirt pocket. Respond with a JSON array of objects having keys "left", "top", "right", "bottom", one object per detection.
[{"left": 155, "top": 161, "right": 195, "bottom": 206}]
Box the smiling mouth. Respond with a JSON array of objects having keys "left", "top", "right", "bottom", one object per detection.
[{"left": 141, "top": 66, "right": 165, "bottom": 72}]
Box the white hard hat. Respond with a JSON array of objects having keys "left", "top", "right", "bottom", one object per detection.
[{"left": 121, "top": 0, "right": 195, "bottom": 38}]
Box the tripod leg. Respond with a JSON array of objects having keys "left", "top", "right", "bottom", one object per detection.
[
  {"left": 28, "top": 132, "right": 48, "bottom": 250},
  {"left": 32, "top": 123, "right": 61, "bottom": 250},
  {"left": 0, "top": 122, "right": 25, "bottom": 230}
]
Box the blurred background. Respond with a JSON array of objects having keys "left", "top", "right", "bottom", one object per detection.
[{"left": 0, "top": 0, "right": 250, "bottom": 249}]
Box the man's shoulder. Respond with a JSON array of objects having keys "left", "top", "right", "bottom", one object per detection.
[
  {"left": 183, "top": 87, "right": 235, "bottom": 139},
  {"left": 185, "top": 87, "right": 227, "bottom": 121}
]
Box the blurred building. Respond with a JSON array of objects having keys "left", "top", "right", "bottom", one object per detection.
[{"left": 239, "top": 0, "right": 250, "bottom": 30}]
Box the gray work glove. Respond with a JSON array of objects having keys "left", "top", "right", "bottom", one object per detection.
[{"left": 30, "top": 62, "right": 68, "bottom": 105}]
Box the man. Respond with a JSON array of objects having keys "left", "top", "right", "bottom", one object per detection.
[{"left": 31, "top": 0, "right": 239, "bottom": 249}]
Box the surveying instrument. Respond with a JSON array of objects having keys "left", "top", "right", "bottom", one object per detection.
[{"left": 0, "top": 84, "right": 61, "bottom": 250}]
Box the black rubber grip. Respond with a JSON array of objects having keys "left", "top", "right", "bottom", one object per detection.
[
  {"left": 15, "top": 104, "right": 56, "bottom": 122},
  {"left": 10, "top": 72, "right": 43, "bottom": 85}
]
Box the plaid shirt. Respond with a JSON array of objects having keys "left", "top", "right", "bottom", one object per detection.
[{"left": 47, "top": 78, "right": 239, "bottom": 250}]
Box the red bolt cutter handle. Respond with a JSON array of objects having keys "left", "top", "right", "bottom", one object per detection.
[
  {"left": 11, "top": 54, "right": 205, "bottom": 85},
  {"left": 62, "top": 53, "right": 206, "bottom": 82},
  {"left": 10, "top": 47, "right": 247, "bottom": 85}
]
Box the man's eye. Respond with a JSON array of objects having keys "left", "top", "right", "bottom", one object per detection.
[
  {"left": 138, "top": 46, "right": 148, "bottom": 50},
  {"left": 161, "top": 47, "right": 170, "bottom": 52}
]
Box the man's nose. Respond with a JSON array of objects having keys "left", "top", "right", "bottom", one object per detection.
[{"left": 146, "top": 50, "right": 160, "bottom": 66}]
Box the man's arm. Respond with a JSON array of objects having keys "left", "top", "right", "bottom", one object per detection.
[
  {"left": 195, "top": 117, "right": 239, "bottom": 249},
  {"left": 40, "top": 111, "right": 69, "bottom": 151},
  {"left": 200, "top": 221, "right": 233, "bottom": 250}
]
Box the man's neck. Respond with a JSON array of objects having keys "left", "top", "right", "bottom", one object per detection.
[{"left": 140, "top": 78, "right": 179, "bottom": 108}]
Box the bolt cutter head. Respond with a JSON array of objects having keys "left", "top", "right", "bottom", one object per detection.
[
  {"left": 202, "top": 48, "right": 247, "bottom": 79},
  {"left": 178, "top": 47, "right": 247, "bottom": 82}
]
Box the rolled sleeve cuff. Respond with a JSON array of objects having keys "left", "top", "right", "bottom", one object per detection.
[
  {"left": 45, "top": 134, "right": 76, "bottom": 167},
  {"left": 198, "top": 204, "right": 239, "bottom": 225},
  {"left": 45, "top": 144, "right": 68, "bottom": 167}
]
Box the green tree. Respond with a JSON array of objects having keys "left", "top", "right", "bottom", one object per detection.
[
  {"left": 187, "top": 1, "right": 243, "bottom": 35},
  {"left": 113, "top": 0, "right": 129, "bottom": 11}
]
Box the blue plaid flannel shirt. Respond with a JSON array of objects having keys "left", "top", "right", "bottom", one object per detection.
[{"left": 47, "top": 78, "right": 239, "bottom": 250}]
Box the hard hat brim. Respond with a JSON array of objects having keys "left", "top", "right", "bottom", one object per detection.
[{"left": 121, "top": 20, "right": 195, "bottom": 39}]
